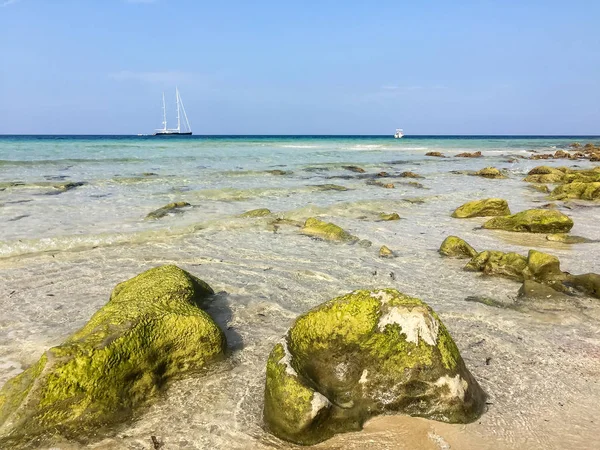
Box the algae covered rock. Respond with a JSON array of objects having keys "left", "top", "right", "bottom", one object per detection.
[
  {"left": 0, "top": 265, "right": 226, "bottom": 445},
  {"left": 439, "top": 236, "right": 478, "bottom": 259},
  {"left": 425, "top": 151, "right": 445, "bottom": 157},
  {"left": 546, "top": 233, "right": 596, "bottom": 244},
  {"left": 464, "top": 250, "right": 528, "bottom": 281},
  {"left": 300, "top": 217, "right": 359, "bottom": 243},
  {"left": 263, "top": 289, "right": 486, "bottom": 445},
  {"left": 240, "top": 208, "right": 272, "bottom": 218},
  {"left": 523, "top": 166, "right": 565, "bottom": 183},
  {"left": 146, "top": 201, "right": 191, "bottom": 219},
  {"left": 400, "top": 171, "right": 423, "bottom": 178},
  {"left": 342, "top": 165, "right": 366, "bottom": 173},
  {"left": 378, "top": 212, "right": 400, "bottom": 221},
  {"left": 379, "top": 245, "right": 394, "bottom": 258},
  {"left": 564, "top": 273, "right": 600, "bottom": 299},
  {"left": 451, "top": 198, "right": 510, "bottom": 218},
  {"left": 464, "top": 249, "right": 565, "bottom": 284},
  {"left": 475, "top": 167, "right": 506, "bottom": 179},
  {"left": 456, "top": 151, "right": 482, "bottom": 158},
  {"left": 483, "top": 209, "right": 573, "bottom": 233},
  {"left": 550, "top": 182, "right": 600, "bottom": 200}
]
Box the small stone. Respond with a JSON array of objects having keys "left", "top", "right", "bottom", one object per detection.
[
  {"left": 240, "top": 208, "right": 272, "bottom": 218},
  {"left": 439, "top": 236, "right": 478, "bottom": 259},
  {"left": 379, "top": 245, "right": 394, "bottom": 258},
  {"left": 425, "top": 151, "right": 445, "bottom": 157},
  {"left": 378, "top": 212, "right": 400, "bottom": 221}
]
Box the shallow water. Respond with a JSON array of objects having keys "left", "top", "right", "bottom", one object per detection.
[{"left": 1, "top": 135, "right": 600, "bottom": 449}]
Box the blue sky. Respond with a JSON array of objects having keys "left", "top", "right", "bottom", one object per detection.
[{"left": 1, "top": 0, "right": 599, "bottom": 134}]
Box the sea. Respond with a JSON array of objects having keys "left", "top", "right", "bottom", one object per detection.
[{"left": 1, "top": 135, "right": 599, "bottom": 449}]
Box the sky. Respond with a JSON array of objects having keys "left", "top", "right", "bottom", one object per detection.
[{"left": 1, "top": 0, "right": 599, "bottom": 135}]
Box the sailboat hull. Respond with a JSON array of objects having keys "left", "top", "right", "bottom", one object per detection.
[{"left": 152, "top": 132, "right": 193, "bottom": 136}]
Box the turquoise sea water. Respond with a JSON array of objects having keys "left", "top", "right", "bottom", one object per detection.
[{"left": 1, "top": 135, "right": 600, "bottom": 449}]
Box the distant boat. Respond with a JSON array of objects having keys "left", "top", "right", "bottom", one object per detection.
[
  {"left": 394, "top": 129, "right": 404, "bottom": 139},
  {"left": 153, "top": 88, "right": 192, "bottom": 136}
]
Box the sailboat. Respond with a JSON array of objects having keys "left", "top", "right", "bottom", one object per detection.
[{"left": 153, "top": 87, "right": 192, "bottom": 136}]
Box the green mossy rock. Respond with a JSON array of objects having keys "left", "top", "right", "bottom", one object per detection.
[
  {"left": 546, "top": 233, "right": 596, "bottom": 244},
  {"left": 523, "top": 166, "right": 565, "bottom": 183},
  {"left": 146, "top": 201, "right": 191, "bottom": 220},
  {"left": 464, "top": 250, "right": 528, "bottom": 281},
  {"left": 300, "top": 217, "right": 359, "bottom": 243},
  {"left": 439, "top": 236, "right": 478, "bottom": 259},
  {"left": 483, "top": 209, "right": 573, "bottom": 233},
  {"left": 562, "top": 170, "right": 600, "bottom": 184},
  {"left": 564, "top": 273, "right": 600, "bottom": 299},
  {"left": 550, "top": 182, "right": 600, "bottom": 200},
  {"left": 0, "top": 265, "right": 226, "bottom": 446},
  {"left": 378, "top": 212, "right": 401, "bottom": 221},
  {"left": 240, "top": 208, "right": 272, "bottom": 218},
  {"left": 379, "top": 245, "right": 394, "bottom": 258},
  {"left": 313, "top": 184, "right": 349, "bottom": 191},
  {"left": 475, "top": 167, "right": 506, "bottom": 179},
  {"left": 451, "top": 198, "right": 510, "bottom": 218},
  {"left": 464, "top": 249, "right": 565, "bottom": 284},
  {"left": 263, "top": 289, "right": 486, "bottom": 445}
]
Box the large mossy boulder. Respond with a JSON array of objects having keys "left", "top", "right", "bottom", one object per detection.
[
  {"left": 263, "top": 289, "right": 486, "bottom": 445},
  {"left": 483, "top": 209, "right": 573, "bottom": 233},
  {"left": 451, "top": 198, "right": 510, "bottom": 218},
  {"left": 550, "top": 182, "right": 600, "bottom": 200},
  {"left": 0, "top": 265, "right": 226, "bottom": 446},
  {"left": 300, "top": 217, "right": 359, "bottom": 243},
  {"left": 439, "top": 236, "right": 478, "bottom": 259}
]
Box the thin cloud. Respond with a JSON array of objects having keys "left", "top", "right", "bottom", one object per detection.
[
  {"left": 109, "top": 70, "right": 191, "bottom": 84},
  {"left": 1, "top": 0, "right": 22, "bottom": 7}
]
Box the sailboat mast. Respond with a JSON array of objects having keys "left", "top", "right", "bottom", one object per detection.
[
  {"left": 162, "top": 92, "right": 167, "bottom": 131},
  {"left": 176, "top": 87, "right": 181, "bottom": 132}
]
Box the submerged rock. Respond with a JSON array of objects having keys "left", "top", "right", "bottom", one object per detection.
[
  {"left": 379, "top": 245, "right": 394, "bottom": 258},
  {"left": 455, "top": 151, "right": 482, "bottom": 158},
  {"left": 240, "top": 208, "right": 272, "bottom": 218},
  {"left": 400, "top": 171, "right": 423, "bottom": 178},
  {"left": 464, "top": 249, "right": 565, "bottom": 285},
  {"left": 451, "top": 198, "right": 510, "bottom": 218},
  {"left": 464, "top": 250, "right": 528, "bottom": 281},
  {"left": 263, "top": 289, "right": 486, "bottom": 445},
  {"left": 550, "top": 182, "right": 600, "bottom": 200},
  {"left": 483, "top": 209, "right": 573, "bottom": 233},
  {"left": 564, "top": 273, "right": 600, "bottom": 299},
  {"left": 546, "top": 233, "right": 596, "bottom": 244},
  {"left": 528, "top": 184, "right": 551, "bottom": 193},
  {"left": 378, "top": 212, "right": 401, "bottom": 221},
  {"left": 146, "top": 201, "right": 191, "bottom": 220},
  {"left": 342, "top": 165, "right": 366, "bottom": 173},
  {"left": 425, "top": 151, "right": 445, "bottom": 157},
  {"left": 367, "top": 180, "right": 395, "bottom": 188},
  {"left": 474, "top": 167, "right": 506, "bottom": 179},
  {"left": 0, "top": 266, "right": 226, "bottom": 446},
  {"left": 439, "top": 236, "right": 478, "bottom": 259},
  {"left": 300, "top": 217, "right": 359, "bottom": 243},
  {"left": 266, "top": 170, "right": 292, "bottom": 175},
  {"left": 517, "top": 280, "right": 570, "bottom": 301},
  {"left": 313, "top": 184, "right": 349, "bottom": 191}
]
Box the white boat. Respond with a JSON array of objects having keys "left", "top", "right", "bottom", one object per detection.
[
  {"left": 394, "top": 129, "right": 404, "bottom": 139},
  {"left": 153, "top": 88, "right": 192, "bottom": 136}
]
